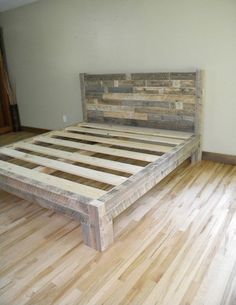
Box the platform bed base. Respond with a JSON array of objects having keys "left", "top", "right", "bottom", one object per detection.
[{"left": 0, "top": 71, "right": 202, "bottom": 251}]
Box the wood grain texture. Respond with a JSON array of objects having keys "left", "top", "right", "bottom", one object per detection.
[
  {"left": 0, "top": 160, "right": 235, "bottom": 305},
  {"left": 13, "top": 142, "right": 143, "bottom": 174},
  {"left": 34, "top": 135, "right": 159, "bottom": 162},
  {"left": 102, "top": 135, "right": 200, "bottom": 218},
  {"left": 0, "top": 147, "right": 127, "bottom": 186},
  {"left": 80, "top": 73, "right": 87, "bottom": 121},
  {"left": 52, "top": 130, "right": 172, "bottom": 153},
  {"left": 81, "top": 71, "right": 201, "bottom": 132}
]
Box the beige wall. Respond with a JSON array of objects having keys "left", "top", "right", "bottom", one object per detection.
[{"left": 0, "top": 0, "right": 235, "bottom": 155}]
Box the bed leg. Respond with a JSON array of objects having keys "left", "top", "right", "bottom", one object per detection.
[
  {"left": 82, "top": 203, "right": 114, "bottom": 251},
  {"left": 191, "top": 146, "right": 202, "bottom": 164}
]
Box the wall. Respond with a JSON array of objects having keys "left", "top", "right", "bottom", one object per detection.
[{"left": 0, "top": 0, "right": 235, "bottom": 155}]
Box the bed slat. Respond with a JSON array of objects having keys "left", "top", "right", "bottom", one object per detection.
[
  {"left": 0, "top": 160, "right": 105, "bottom": 199},
  {"left": 65, "top": 126, "right": 182, "bottom": 145},
  {"left": 52, "top": 131, "right": 171, "bottom": 153},
  {"left": 13, "top": 142, "right": 143, "bottom": 174},
  {"left": 34, "top": 136, "right": 159, "bottom": 162},
  {"left": 79, "top": 122, "right": 192, "bottom": 140},
  {"left": 0, "top": 147, "right": 126, "bottom": 186}
]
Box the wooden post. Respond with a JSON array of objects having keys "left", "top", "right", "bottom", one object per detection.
[
  {"left": 81, "top": 200, "right": 114, "bottom": 251},
  {"left": 79, "top": 73, "right": 87, "bottom": 121},
  {"left": 191, "top": 69, "right": 203, "bottom": 164}
]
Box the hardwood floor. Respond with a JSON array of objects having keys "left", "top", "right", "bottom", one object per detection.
[
  {"left": 0, "top": 133, "right": 236, "bottom": 305},
  {"left": 0, "top": 131, "right": 38, "bottom": 147}
]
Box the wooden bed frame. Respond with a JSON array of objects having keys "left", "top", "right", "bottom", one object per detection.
[{"left": 0, "top": 71, "right": 203, "bottom": 251}]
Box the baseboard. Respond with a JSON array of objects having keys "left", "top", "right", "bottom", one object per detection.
[
  {"left": 202, "top": 151, "right": 236, "bottom": 165},
  {"left": 21, "top": 126, "right": 51, "bottom": 133},
  {"left": 0, "top": 126, "right": 13, "bottom": 135}
]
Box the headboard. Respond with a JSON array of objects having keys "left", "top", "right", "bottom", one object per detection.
[{"left": 80, "top": 71, "right": 202, "bottom": 134}]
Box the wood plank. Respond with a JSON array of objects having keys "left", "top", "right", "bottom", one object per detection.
[
  {"left": 53, "top": 131, "right": 171, "bottom": 153},
  {"left": 80, "top": 74, "right": 87, "bottom": 121},
  {"left": 133, "top": 86, "right": 196, "bottom": 95},
  {"left": 100, "top": 136, "right": 200, "bottom": 218},
  {"left": 0, "top": 182, "right": 90, "bottom": 223},
  {"left": 84, "top": 73, "right": 126, "bottom": 81},
  {"left": 0, "top": 147, "right": 126, "bottom": 186},
  {"left": 82, "top": 71, "right": 200, "bottom": 133},
  {"left": 66, "top": 126, "right": 182, "bottom": 145},
  {"left": 86, "top": 103, "right": 195, "bottom": 117},
  {"left": 13, "top": 142, "right": 143, "bottom": 174},
  {"left": 79, "top": 122, "right": 192, "bottom": 140},
  {"left": 102, "top": 93, "right": 195, "bottom": 104},
  {"left": 34, "top": 136, "right": 158, "bottom": 162},
  {"left": 103, "top": 111, "right": 148, "bottom": 121},
  {"left": 0, "top": 160, "right": 105, "bottom": 199}
]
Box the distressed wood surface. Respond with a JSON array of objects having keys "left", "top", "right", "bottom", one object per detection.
[
  {"left": 0, "top": 160, "right": 105, "bottom": 200},
  {"left": 0, "top": 147, "right": 127, "bottom": 186},
  {"left": 13, "top": 142, "right": 143, "bottom": 174},
  {"left": 66, "top": 126, "right": 183, "bottom": 145},
  {"left": 52, "top": 130, "right": 172, "bottom": 153},
  {"left": 82, "top": 71, "right": 200, "bottom": 132},
  {"left": 34, "top": 135, "right": 159, "bottom": 162},
  {"left": 102, "top": 136, "right": 200, "bottom": 218},
  {"left": 79, "top": 122, "right": 192, "bottom": 139}
]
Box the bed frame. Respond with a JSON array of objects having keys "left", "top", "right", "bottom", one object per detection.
[{"left": 0, "top": 71, "right": 203, "bottom": 251}]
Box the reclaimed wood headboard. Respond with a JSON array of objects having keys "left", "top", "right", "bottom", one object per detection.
[{"left": 80, "top": 71, "right": 202, "bottom": 134}]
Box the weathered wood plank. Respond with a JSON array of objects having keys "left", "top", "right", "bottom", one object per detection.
[
  {"left": 103, "top": 110, "right": 148, "bottom": 121},
  {"left": 81, "top": 71, "right": 200, "bottom": 133},
  {"left": 34, "top": 136, "right": 158, "bottom": 162},
  {"left": 191, "top": 70, "right": 203, "bottom": 163},
  {"left": 52, "top": 131, "right": 172, "bottom": 153},
  {"left": 170, "top": 72, "right": 196, "bottom": 80},
  {"left": 13, "top": 142, "right": 143, "bottom": 174},
  {"left": 131, "top": 73, "right": 170, "bottom": 80},
  {"left": 82, "top": 201, "right": 114, "bottom": 251},
  {"left": 0, "top": 181, "right": 90, "bottom": 223},
  {"left": 101, "top": 135, "right": 200, "bottom": 218},
  {"left": 133, "top": 86, "right": 196, "bottom": 95},
  {"left": 0, "top": 160, "right": 105, "bottom": 199},
  {"left": 87, "top": 99, "right": 195, "bottom": 113},
  {"left": 84, "top": 74, "right": 126, "bottom": 81},
  {"left": 79, "top": 122, "right": 192, "bottom": 139},
  {"left": 80, "top": 73, "right": 87, "bottom": 121},
  {"left": 66, "top": 126, "right": 182, "bottom": 145},
  {"left": 0, "top": 147, "right": 127, "bottom": 186},
  {"left": 102, "top": 93, "right": 195, "bottom": 104},
  {"left": 88, "top": 116, "right": 193, "bottom": 133}
]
